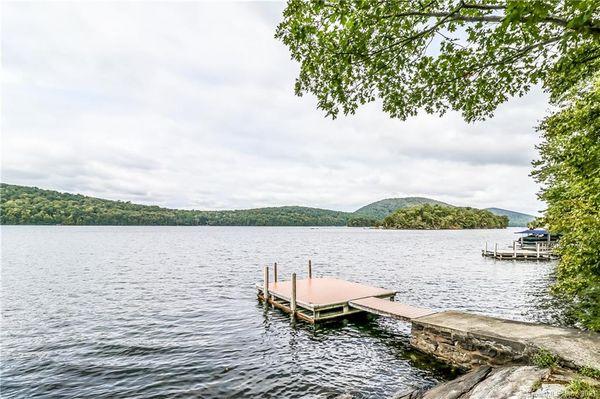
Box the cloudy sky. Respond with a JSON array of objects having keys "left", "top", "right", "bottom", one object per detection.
[{"left": 2, "top": 2, "right": 550, "bottom": 215}]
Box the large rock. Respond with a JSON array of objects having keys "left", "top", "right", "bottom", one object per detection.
[{"left": 395, "top": 366, "right": 566, "bottom": 399}]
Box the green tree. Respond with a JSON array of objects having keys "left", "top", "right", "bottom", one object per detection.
[
  {"left": 276, "top": 0, "right": 599, "bottom": 120},
  {"left": 532, "top": 76, "right": 600, "bottom": 331},
  {"left": 277, "top": 1, "right": 600, "bottom": 329}
]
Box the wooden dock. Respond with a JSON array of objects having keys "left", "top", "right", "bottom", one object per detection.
[
  {"left": 481, "top": 242, "right": 558, "bottom": 261},
  {"left": 257, "top": 261, "right": 433, "bottom": 323}
]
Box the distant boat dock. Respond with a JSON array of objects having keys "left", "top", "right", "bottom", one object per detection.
[
  {"left": 481, "top": 242, "right": 558, "bottom": 260},
  {"left": 482, "top": 228, "right": 559, "bottom": 261},
  {"left": 256, "top": 261, "right": 599, "bottom": 371}
]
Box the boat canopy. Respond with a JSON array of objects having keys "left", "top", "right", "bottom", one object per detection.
[{"left": 515, "top": 228, "right": 548, "bottom": 235}]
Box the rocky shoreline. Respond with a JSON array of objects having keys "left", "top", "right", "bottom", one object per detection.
[{"left": 394, "top": 366, "right": 600, "bottom": 399}]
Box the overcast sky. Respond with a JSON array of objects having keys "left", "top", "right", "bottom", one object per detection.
[{"left": 2, "top": 2, "right": 550, "bottom": 215}]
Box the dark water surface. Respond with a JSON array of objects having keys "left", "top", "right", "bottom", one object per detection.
[{"left": 1, "top": 226, "right": 561, "bottom": 398}]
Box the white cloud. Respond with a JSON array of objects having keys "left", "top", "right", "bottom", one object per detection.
[{"left": 1, "top": 2, "right": 548, "bottom": 215}]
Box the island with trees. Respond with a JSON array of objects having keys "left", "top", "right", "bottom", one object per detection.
[{"left": 382, "top": 204, "right": 508, "bottom": 230}]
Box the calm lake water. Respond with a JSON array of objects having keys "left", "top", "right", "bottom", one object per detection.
[{"left": 1, "top": 226, "right": 561, "bottom": 398}]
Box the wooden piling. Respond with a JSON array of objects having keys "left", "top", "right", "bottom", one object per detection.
[
  {"left": 263, "top": 266, "right": 269, "bottom": 301},
  {"left": 308, "top": 259, "right": 312, "bottom": 279},
  {"left": 273, "top": 262, "right": 278, "bottom": 283},
  {"left": 485, "top": 242, "right": 488, "bottom": 252},
  {"left": 291, "top": 273, "right": 297, "bottom": 316},
  {"left": 536, "top": 243, "right": 540, "bottom": 259},
  {"left": 513, "top": 241, "right": 517, "bottom": 258},
  {"left": 494, "top": 243, "right": 498, "bottom": 257}
]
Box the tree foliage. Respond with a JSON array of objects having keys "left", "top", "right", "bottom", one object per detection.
[
  {"left": 382, "top": 204, "right": 508, "bottom": 229},
  {"left": 276, "top": 0, "right": 600, "bottom": 121},
  {"left": 532, "top": 76, "right": 600, "bottom": 331}
]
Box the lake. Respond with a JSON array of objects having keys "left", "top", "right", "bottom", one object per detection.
[{"left": 1, "top": 226, "right": 561, "bottom": 398}]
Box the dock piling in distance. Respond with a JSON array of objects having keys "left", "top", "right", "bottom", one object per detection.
[
  {"left": 513, "top": 241, "right": 517, "bottom": 258},
  {"left": 291, "top": 273, "right": 297, "bottom": 316},
  {"left": 536, "top": 243, "right": 540, "bottom": 259},
  {"left": 494, "top": 243, "right": 498, "bottom": 257},
  {"left": 308, "top": 259, "right": 312, "bottom": 279},
  {"left": 273, "top": 262, "right": 278, "bottom": 283},
  {"left": 263, "top": 266, "right": 269, "bottom": 301}
]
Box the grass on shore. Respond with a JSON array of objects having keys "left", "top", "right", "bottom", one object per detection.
[{"left": 560, "top": 379, "right": 600, "bottom": 399}]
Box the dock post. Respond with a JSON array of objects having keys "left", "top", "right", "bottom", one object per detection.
[
  {"left": 513, "top": 241, "right": 517, "bottom": 258},
  {"left": 308, "top": 259, "right": 312, "bottom": 279},
  {"left": 494, "top": 243, "right": 498, "bottom": 257},
  {"left": 263, "top": 266, "right": 269, "bottom": 302},
  {"left": 485, "top": 242, "right": 488, "bottom": 253},
  {"left": 273, "top": 262, "right": 278, "bottom": 283},
  {"left": 291, "top": 273, "right": 297, "bottom": 317},
  {"left": 536, "top": 243, "right": 540, "bottom": 259}
]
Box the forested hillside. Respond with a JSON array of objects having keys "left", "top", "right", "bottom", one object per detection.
[
  {"left": 348, "top": 197, "right": 450, "bottom": 226},
  {"left": 485, "top": 208, "right": 536, "bottom": 227},
  {"left": 1, "top": 184, "right": 515, "bottom": 228},
  {"left": 0, "top": 184, "right": 348, "bottom": 226},
  {"left": 353, "top": 197, "right": 448, "bottom": 219}
]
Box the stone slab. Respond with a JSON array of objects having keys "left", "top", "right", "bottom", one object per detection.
[{"left": 412, "top": 311, "right": 600, "bottom": 369}]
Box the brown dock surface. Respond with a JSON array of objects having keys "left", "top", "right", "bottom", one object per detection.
[
  {"left": 257, "top": 276, "right": 397, "bottom": 323},
  {"left": 261, "top": 277, "right": 396, "bottom": 310},
  {"left": 349, "top": 297, "right": 436, "bottom": 321}
]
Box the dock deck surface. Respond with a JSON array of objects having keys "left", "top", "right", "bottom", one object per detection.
[
  {"left": 349, "top": 297, "right": 436, "bottom": 321},
  {"left": 261, "top": 277, "right": 396, "bottom": 310}
]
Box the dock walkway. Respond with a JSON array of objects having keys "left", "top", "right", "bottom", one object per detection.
[{"left": 348, "top": 297, "right": 436, "bottom": 322}]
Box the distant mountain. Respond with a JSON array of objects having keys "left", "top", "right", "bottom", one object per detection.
[
  {"left": 485, "top": 207, "right": 536, "bottom": 227},
  {"left": 353, "top": 197, "right": 449, "bottom": 220}
]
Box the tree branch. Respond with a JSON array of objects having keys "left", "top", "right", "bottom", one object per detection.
[
  {"left": 461, "top": 2, "right": 506, "bottom": 11},
  {"left": 376, "top": 10, "right": 600, "bottom": 36}
]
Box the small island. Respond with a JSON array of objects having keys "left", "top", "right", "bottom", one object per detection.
[{"left": 381, "top": 204, "right": 508, "bottom": 229}]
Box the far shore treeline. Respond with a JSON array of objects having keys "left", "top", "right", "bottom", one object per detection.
[{"left": 1, "top": 183, "right": 510, "bottom": 228}]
